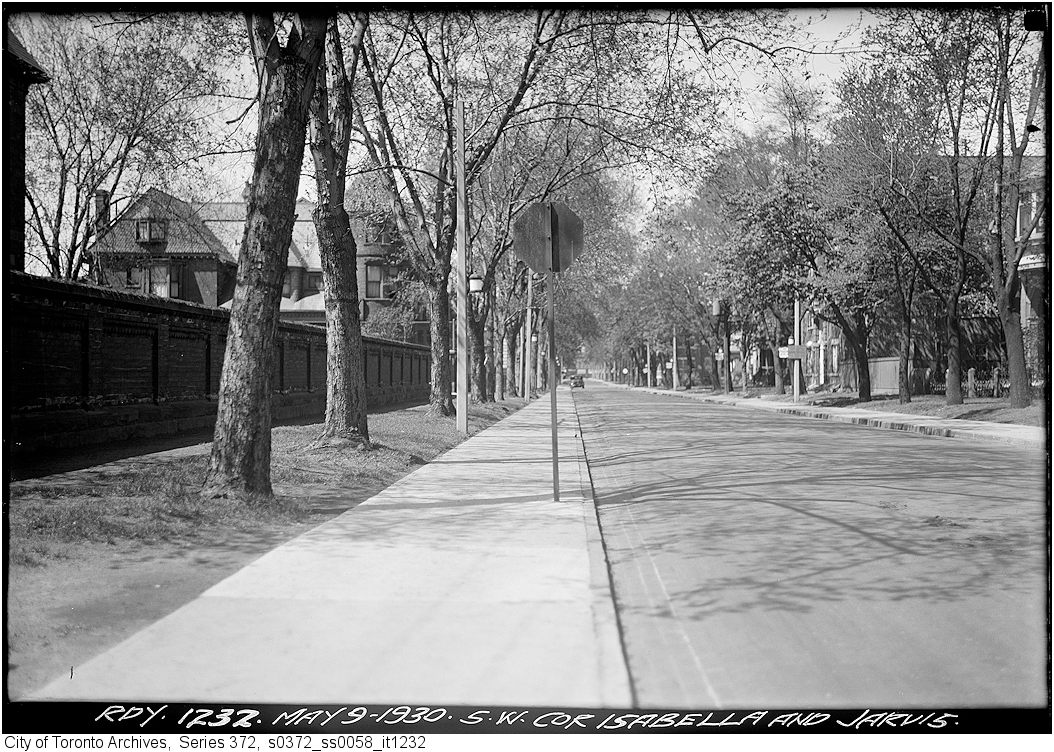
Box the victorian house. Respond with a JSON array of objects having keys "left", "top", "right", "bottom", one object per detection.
[{"left": 89, "top": 187, "right": 402, "bottom": 327}]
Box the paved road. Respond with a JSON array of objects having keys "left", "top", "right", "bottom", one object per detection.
[{"left": 574, "top": 382, "right": 1048, "bottom": 709}]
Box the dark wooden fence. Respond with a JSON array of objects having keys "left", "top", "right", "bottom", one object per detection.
[{"left": 6, "top": 273, "right": 430, "bottom": 456}]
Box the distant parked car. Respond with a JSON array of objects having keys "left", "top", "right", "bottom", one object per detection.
[{"left": 569, "top": 375, "right": 585, "bottom": 388}]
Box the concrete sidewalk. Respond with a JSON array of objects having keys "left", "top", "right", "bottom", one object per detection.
[
  {"left": 31, "top": 389, "right": 632, "bottom": 707},
  {"left": 609, "top": 382, "right": 1046, "bottom": 448}
]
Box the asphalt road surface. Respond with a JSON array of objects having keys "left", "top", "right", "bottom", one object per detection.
[{"left": 574, "top": 382, "right": 1048, "bottom": 709}]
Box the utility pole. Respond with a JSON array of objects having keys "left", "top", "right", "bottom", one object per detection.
[
  {"left": 455, "top": 101, "right": 468, "bottom": 434},
  {"left": 672, "top": 327, "right": 680, "bottom": 390},
  {"left": 792, "top": 297, "right": 801, "bottom": 402},
  {"left": 524, "top": 277, "right": 533, "bottom": 402},
  {"left": 546, "top": 205, "right": 559, "bottom": 501},
  {"left": 722, "top": 318, "right": 731, "bottom": 393}
]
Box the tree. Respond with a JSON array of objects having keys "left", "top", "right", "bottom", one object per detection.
[
  {"left": 986, "top": 10, "right": 1046, "bottom": 408},
  {"left": 349, "top": 9, "right": 745, "bottom": 415},
  {"left": 307, "top": 14, "right": 372, "bottom": 445},
  {"left": 202, "top": 13, "right": 326, "bottom": 502},
  {"left": 871, "top": 9, "right": 1009, "bottom": 405},
  {"left": 16, "top": 12, "right": 240, "bottom": 280},
  {"left": 829, "top": 61, "right": 949, "bottom": 403}
]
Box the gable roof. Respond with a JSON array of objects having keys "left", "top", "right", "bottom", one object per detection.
[
  {"left": 94, "top": 188, "right": 393, "bottom": 270},
  {"left": 93, "top": 188, "right": 236, "bottom": 265}
]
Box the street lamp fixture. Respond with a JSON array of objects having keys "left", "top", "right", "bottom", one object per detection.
[{"left": 469, "top": 273, "right": 484, "bottom": 295}]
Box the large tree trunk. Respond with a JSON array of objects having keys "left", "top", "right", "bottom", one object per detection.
[
  {"left": 849, "top": 336, "right": 872, "bottom": 403},
  {"left": 828, "top": 304, "right": 872, "bottom": 402},
  {"left": 771, "top": 345, "right": 785, "bottom": 394},
  {"left": 426, "top": 278, "right": 454, "bottom": 416},
  {"left": 495, "top": 318, "right": 506, "bottom": 401},
  {"left": 202, "top": 14, "right": 325, "bottom": 502},
  {"left": 684, "top": 335, "right": 694, "bottom": 389},
  {"left": 485, "top": 288, "right": 497, "bottom": 400},
  {"left": 313, "top": 203, "right": 369, "bottom": 442},
  {"left": 897, "top": 320, "right": 912, "bottom": 404},
  {"left": 503, "top": 320, "right": 520, "bottom": 398},
  {"left": 945, "top": 294, "right": 964, "bottom": 405},
  {"left": 308, "top": 15, "right": 369, "bottom": 445},
  {"left": 469, "top": 305, "right": 488, "bottom": 402},
  {"left": 1000, "top": 291, "right": 1031, "bottom": 408}
]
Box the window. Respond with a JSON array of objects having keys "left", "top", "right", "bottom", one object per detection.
[
  {"left": 124, "top": 267, "right": 142, "bottom": 289},
  {"left": 169, "top": 265, "right": 181, "bottom": 298},
  {"left": 149, "top": 264, "right": 169, "bottom": 297},
  {"left": 307, "top": 272, "right": 323, "bottom": 292},
  {"left": 364, "top": 221, "right": 389, "bottom": 245},
  {"left": 1018, "top": 191, "right": 1046, "bottom": 241},
  {"left": 135, "top": 218, "right": 168, "bottom": 243},
  {"left": 366, "top": 263, "right": 393, "bottom": 299}
]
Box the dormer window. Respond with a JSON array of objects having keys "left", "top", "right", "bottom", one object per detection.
[{"left": 136, "top": 218, "right": 168, "bottom": 243}]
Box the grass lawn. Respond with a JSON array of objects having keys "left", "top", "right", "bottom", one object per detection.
[
  {"left": 5, "top": 399, "right": 523, "bottom": 697},
  {"left": 649, "top": 378, "right": 1046, "bottom": 427},
  {"left": 760, "top": 390, "right": 1046, "bottom": 427},
  {"left": 8, "top": 401, "right": 519, "bottom": 566}
]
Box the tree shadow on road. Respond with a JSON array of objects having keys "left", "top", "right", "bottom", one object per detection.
[{"left": 576, "top": 394, "right": 1047, "bottom": 621}]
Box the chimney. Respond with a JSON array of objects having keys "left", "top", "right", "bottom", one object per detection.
[{"left": 94, "top": 189, "right": 110, "bottom": 230}]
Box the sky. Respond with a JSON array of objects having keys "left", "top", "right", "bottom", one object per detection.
[{"left": 195, "top": 7, "right": 881, "bottom": 205}]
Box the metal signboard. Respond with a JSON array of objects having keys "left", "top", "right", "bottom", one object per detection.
[
  {"left": 512, "top": 203, "right": 552, "bottom": 274},
  {"left": 513, "top": 202, "right": 584, "bottom": 273},
  {"left": 550, "top": 202, "right": 584, "bottom": 272},
  {"left": 780, "top": 345, "right": 807, "bottom": 360},
  {"left": 510, "top": 201, "right": 585, "bottom": 504}
]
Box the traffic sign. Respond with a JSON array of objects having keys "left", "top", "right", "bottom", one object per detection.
[
  {"left": 551, "top": 202, "right": 584, "bottom": 272},
  {"left": 512, "top": 203, "right": 551, "bottom": 273},
  {"left": 779, "top": 345, "right": 807, "bottom": 360},
  {"left": 511, "top": 201, "right": 586, "bottom": 506},
  {"left": 513, "top": 202, "right": 584, "bottom": 273}
]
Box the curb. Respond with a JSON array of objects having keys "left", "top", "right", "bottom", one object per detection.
[
  {"left": 566, "top": 388, "right": 635, "bottom": 707},
  {"left": 597, "top": 382, "right": 1046, "bottom": 449}
]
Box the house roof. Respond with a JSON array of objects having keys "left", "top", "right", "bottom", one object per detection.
[
  {"left": 93, "top": 188, "right": 237, "bottom": 265},
  {"left": 94, "top": 188, "right": 393, "bottom": 270},
  {"left": 220, "top": 290, "right": 327, "bottom": 315},
  {"left": 193, "top": 199, "right": 321, "bottom": 269},
  {"left": 4, "top": 27, "right": 49, "bottom": 83}
]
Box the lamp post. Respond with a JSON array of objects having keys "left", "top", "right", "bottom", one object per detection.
[
  {"left": 455, "top": 100, "right": 468, "bottom": 434},
  {"left": 672, "top": 326, "right": 680, "bottom": 390},
  {"left": 523, "top": 274, "right": 535, "bottom": 402},
  {"left": 530, "top": 332, "right": 539, "bottom": 396}
]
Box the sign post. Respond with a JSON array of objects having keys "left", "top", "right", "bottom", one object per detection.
[
  {"left": 513, "top": 202, "right": 584, "bottom": 502},
  {"left": 546, "top": 205, "right": 559, "bottom": 500},
  {"left": 524, "top": 278, "right": 533, "bottom": 402}
]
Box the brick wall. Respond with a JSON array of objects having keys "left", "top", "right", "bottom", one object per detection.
[{"left": 6, "top": 273, "right": 431, "bottom": 456}]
